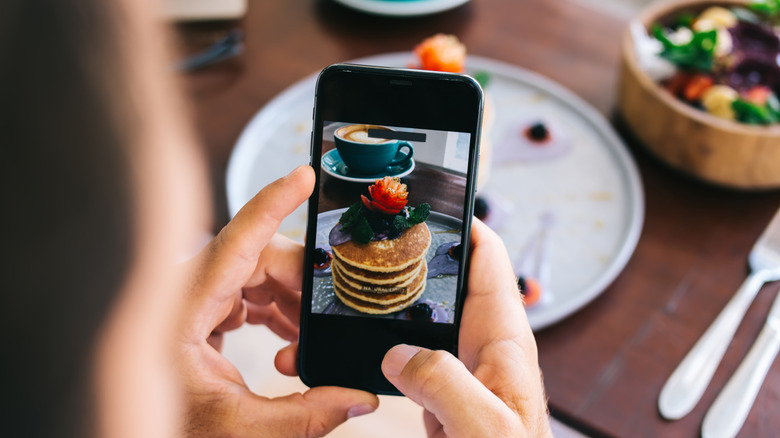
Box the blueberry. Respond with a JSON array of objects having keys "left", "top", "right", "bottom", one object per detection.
[
  {"left": 408, "top": 303, "right": 434, "bottom": 322},
  {"left": 313, "top": 248, "right": 331, "bottom": 268},
  {"left": 474, "top": 197, "right": 490, "bottom": 220},
  {"left": 447, "top": 243, "right": 463, "bottom": 260},
  {"left": 527, "top": 122, "right": 549, "bottom": 142}
]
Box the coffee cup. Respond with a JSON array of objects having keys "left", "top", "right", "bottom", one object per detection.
[{"left": 333, "top": 124, "right": 414, "bottom": 175}]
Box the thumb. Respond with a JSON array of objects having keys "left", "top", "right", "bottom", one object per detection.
[
  {"left": 183, "top": 165, "right": 315, "bottom": 339},
  {"left": 262, "top": 387, "right": 379, "bottom": 437},
  {"left": 382, "top": 345, "right": 520, "bottom": 437}
]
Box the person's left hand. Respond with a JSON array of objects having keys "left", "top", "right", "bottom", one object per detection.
[{"left": 177, "top": 165, "right": 379, "bottom": 437}]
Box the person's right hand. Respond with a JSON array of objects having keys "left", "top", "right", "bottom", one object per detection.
[{"left": 381, "top": 220, "right": 552, "bottom": 437}]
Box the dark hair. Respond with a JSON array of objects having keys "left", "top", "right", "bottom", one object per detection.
[{"left": 0, "top": 0, "right": 136, "bottom": 436}]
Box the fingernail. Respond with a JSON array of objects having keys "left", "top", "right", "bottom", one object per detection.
[
  {"left": 382, "top": 344, "right": 421, "bottom": 377},
  {"left": 347, "top": 404, "right": 375, "bottom": 419}
]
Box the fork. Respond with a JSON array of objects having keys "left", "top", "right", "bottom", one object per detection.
[{"left": 658, "top": 207, "right": 780, "bottom": 420}]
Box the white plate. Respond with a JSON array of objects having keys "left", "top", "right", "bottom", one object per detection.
[
  {"left": 332, "top": 0, "right": 469, "bottom": 17},
  {"left": 226, "top": 53, "right": 644, "bottom": 330}
]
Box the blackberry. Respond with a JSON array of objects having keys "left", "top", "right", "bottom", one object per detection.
[
  {"left": 447, "top": 243, "right": 463, "bottom": 260},
  {"left": 408, "top": 303, "right": 434, "bottom": 322},
  {"left": 527, "top": 122, "right": 550, "bottom": 142},
  {"left": 313, "top": 248, "right": 331, "bottom": 269}
]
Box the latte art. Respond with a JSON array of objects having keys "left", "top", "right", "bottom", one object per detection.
[
  {"left": 337, "top": 125, "right": 393, "bottom": 144},
  {"left": 344, "top": 130, "right": 390, "bottom": 144}
]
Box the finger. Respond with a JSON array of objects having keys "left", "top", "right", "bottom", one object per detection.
[
  {"left": 245, "top": 301, "right": 299, "bottom": 342},
  {"left": 423, "top": 410, "right": 443, "bottom": 438},
  {"left": 382, "top": 345, "right": 521, "bottom": 437},
  {"left": 460, "top": 220, "right": 534, "bottom": 368},
  {"left": 461, "top": 221, "right": 551, "bottom": 434},
  {"left": 185, "top": 165, "right": 315, "bottom": 337},
  {"left": 213, "top": 292, "right": 247, "bottom": 333},
  {"left": 274, "top": 341, "right": 298, "bottom": 377},
  {"left": 251, "top": 233, "right": 306, "bottom": 293},
  {"left": 243, "top": 275, "right": 302, "bottom": 327},
  {"left": 204, "top": 165, "right": 313, "bottom": 294},
  {"left": 207, "top": 332, "right": 224, "bottom": 352},
  {"left": 252, "top": 387, "right": 379, "bottom": 437}
]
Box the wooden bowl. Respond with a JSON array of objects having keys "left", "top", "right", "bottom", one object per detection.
[{"left": 618, "top": 0, "right": 780, "bottom": 190}]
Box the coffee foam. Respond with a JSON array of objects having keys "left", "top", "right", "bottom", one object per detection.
[{"left": 345, "top": 130, "right": 389, "bottom": 144}]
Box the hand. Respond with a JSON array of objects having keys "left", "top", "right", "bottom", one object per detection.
[
  {"left": 178, "top": 166, "right": 379, "bottom": 437},
  {"left": 381, "top": 220, "right": 552, "bottom": 437}
]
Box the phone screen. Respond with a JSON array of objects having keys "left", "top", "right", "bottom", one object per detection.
[
  {"left": 299, "top": 64, "right": 482, "bottom": 394},
  {"left": 311, "top": 122, "right": 471, "bottom": 323}
]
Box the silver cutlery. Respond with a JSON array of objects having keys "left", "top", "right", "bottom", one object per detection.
[
  {"left": 658, "top": 207, "right": 780, "bottom": 420},
  {"left": 701, "top": 285, "right": 780, "bottom": 438},
  {"left": 177, "top": 29, "right": 243, "bottom": 72}
]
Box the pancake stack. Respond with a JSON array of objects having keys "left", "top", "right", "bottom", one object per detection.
[{"left": 331, "top": 222, "right": 431, "bottom": 314}]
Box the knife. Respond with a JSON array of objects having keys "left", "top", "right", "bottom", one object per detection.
[{"left": 701, "top": 287, "right": 780, "bottom": 438}]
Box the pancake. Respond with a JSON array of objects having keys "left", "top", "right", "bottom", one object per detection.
[
  {"left": 335, "top": 258, "right": 422, "bottom": 285},
  {"left": 333, "top": 276, "right": 427, "bottom": 314},
  {"left": 331, "top": 222, "right": 431, "bottom": 273},
  {"left": 331, "top": 262, "right": 427, "bottom": 294},
  {"left": 332, "top": 261, "right": 427, "bottom": 305}
]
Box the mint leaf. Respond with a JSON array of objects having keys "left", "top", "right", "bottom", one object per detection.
[
  {"left": 472, "top": 71, "right": 491, "bottom": 88},
  {"left": 352, "top": 216, "right": 374, "bottom": 244},
  {"left": 408, "top": 203, "right": 431, "bottom": 225},
  {"left": 652, "top": 25, "right": 716, "bottom": 72},
  {"left": 339, "top": 202, "right": 363, "bottom": 231},
  {"left": 392, "top": 214, "right": 411, "bottom": 234}
]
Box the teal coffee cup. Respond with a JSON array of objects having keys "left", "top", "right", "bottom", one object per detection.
[{"left": 333, "top": 124, "right": 414, "bottom": 175}]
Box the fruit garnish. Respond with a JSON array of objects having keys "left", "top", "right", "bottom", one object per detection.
[
  {"left": 414, "top": 34, "right": 466, "bottom": 73},
  {"left": 525, "top": 122, "right": 551, "bottom": 143},
  {"left": 339, "top": 178, "right": 430, "bottom": 244},
  {"left": 361, "top": 176, "right": 408, "bottom": 215},
  {"left": 518, "top": 276, "right": 542, "bottom": 306},
  {"left": 313, "top": 248, "right": 332, "bottom": 270},
  {"left": 408, "top": 302, "right": 434, "bottom": 321},
  {"left": 447, "top": 243, "right": 463, "bottom": 260}
]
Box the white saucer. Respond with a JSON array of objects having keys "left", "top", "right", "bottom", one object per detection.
[
  {"left": 332, "top": 0, "right": 469, "bottom": 17},
  {"left": 321, "top": 149, "right": 415, "bottom": 183}
]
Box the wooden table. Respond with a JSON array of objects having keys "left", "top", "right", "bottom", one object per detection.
[{"left": 176, "top": 0, "right": 780, "bottom": 436}]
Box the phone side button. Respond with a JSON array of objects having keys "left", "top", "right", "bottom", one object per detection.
[{"left": 309, "top": 132, "right": 314, "bottom": 165}]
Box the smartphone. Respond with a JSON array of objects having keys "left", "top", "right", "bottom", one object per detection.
[{"left": 299, "top": 63, "right": 483, "bottom": 395}]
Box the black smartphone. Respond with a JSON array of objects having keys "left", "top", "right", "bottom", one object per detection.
[{"left": 299, "top": 64, "right": 483, "bottom": 395}]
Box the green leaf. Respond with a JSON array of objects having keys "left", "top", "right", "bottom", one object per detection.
[
  {"left": 749, "top": 0, "right": 780, "bottom": 16},
  {"left": 767, "top": 93, "right": 780, "bottom": 120},
  {"left": 472, "top": 71, "right": 491, "bottom": 88},
  {"left": 408, "top": 203, "right": 431, "bottom": 225},
  {"left": 732, "top": 99, "right": 777, "bottom": 125},
  {"left": 392, "top": 214, "right": 411, "bottom": 234},
  {"left": 652, "top": 25, "right": 717, "bottom": 72},
  {"left": 673, "top": 12, "right": 696, "bottom": 29},
  {"left": 339, "top": 202, "right": 363, "bottom": 231},
  {"left": 352, "top": 216, "right": 374, "bottom": 244}
]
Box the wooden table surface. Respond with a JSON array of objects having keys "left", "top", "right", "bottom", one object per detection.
[{"left": 176, "top": 0, "right": 780, "bottom": 436}]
